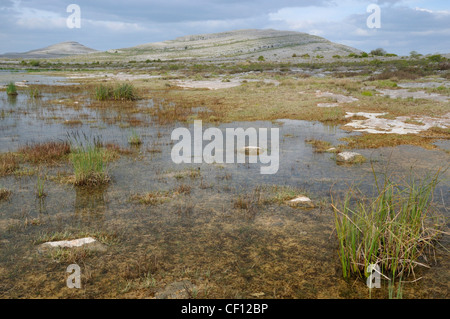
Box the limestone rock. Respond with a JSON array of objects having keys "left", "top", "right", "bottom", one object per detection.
[
  {"left": 38, "top": 237, "right": 106, "bottom": 253},
  {"left": 336, "top": 152, "right": 365, "bottom": 164},
  {"left": 287, "top": 195, "right": 314, "bottom": 208}
]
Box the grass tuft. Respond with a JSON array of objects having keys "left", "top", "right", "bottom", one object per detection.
[
  {"left": 6, "top": 82, "right": 18, "bottom": 96},
  {"left": 70, "top": 144, "right": 110, "bottom": 186},
  {"left": 95, "top": 83, "right": 138, "bottom": 101},
  {"left": 332, "top": 168, "right": 445, "bottom": 283}
]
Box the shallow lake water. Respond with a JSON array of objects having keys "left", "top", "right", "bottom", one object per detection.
[{"left": 0, "top": 74, "right": 448, "bottom": 298}]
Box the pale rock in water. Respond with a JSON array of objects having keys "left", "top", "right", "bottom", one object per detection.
[{"left": 336, "top": 152, "right": 364, "bottom": 163}]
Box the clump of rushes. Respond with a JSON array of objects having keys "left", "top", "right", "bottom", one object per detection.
[
  {"left": 95, "top": 84, "right": 112, "bottom": 101},
  {"left": 29, "top": 88, "right": 42, "bottom": 98},
  {"left": 6, "top": 82, "right": 18, "bottom": 96},
  {"left": 332, "top": 168, "right": 445, "bottom": 284},
  {"left": 128, "top": 130, "right": 142, "bottom": 146},
  {"left": 113, "top": 83, "right": 138, "bottom": 101},
  {"left": 36, "top": 174, "right": 46, "bottom": 198},
  {"left": 70, "top": 143, "right": 110, "bottom": 186},
  {"left": 95, "top": 83, "right": 138, "bottom": 101},
  {"left": 19, "top": 141, "right": 70, "bottom": 164}
]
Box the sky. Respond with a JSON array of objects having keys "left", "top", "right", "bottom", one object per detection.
[{"left": 0, "top": 0, "right": 449, "bottom": 56}]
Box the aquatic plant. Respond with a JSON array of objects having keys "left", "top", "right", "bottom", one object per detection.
[
  {"left": 128, "top": 130, "right": 142, "bottom": 146},
  {"left": 70, "top": 144, "right": 110, "bottom": 186},
  {"left": 29, "top": 88, "right": 42, "bottom": 98},
  {"left": 36, "top": 174, "right": 46, "bottom": 198},
  {"left": 95, "top": 84, "right": 112, "bottom": 101},
  {"left": 95, "top": 83, "right": 138, "bottom": 101},
  {"left": 332, "top": 168, "right": 445, "bottom": 284},
  {"left": 113, "top": 83, "right": 138, "bottom": 101},
  {"left": 6, "top": 82, "right": 18, "bottom": 96}
]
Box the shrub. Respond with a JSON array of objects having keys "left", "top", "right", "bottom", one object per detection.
[
  {"left": 427, "top": 54, "right": 444, "bottom": 63},
  {"left": 370, "top": 48, "right": 387, "bottom": 56},
  {"left": 29, "top": 60, "right": 40, "bottom": 67},
  {"left": 257, "top": 56, "right": 265, "bottom": 61},
  {"left": 385, "top": 53, "right": 398, "bottom": 57}
]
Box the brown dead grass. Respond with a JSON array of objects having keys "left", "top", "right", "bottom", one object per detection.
[
  {"left": 19, "top": 141, "right": 70, "bottom": 164},
  {"left": 340, "top": 134, "right": 437, "bottom": 150},
  {"left": 0, "top": 188, "right": 12, "bottom": 201},
  {"left": 0, "top": 153, "right": 19, "bottom": 176}
]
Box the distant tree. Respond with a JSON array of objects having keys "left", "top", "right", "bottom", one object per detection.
[
  {"left": 409, "top": 51, "right": 422, "bottom": 59},
  {"left": 361, "top": 52, "right": 369, "bottom": 58},
  {"left": 258, "top": 55, "right": 265, "bottom": 61},
  {"left": 370, "top": 48, "right": 387, "bottom": 56}
]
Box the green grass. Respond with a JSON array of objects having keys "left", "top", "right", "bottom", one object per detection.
[
  {"left": 29, "top": 88, "right": 42, "bottom": 98},
  {"left": 70, "top": 144, "right": 110, "bottom": 186},
  {"left": 36, "top": 174, "right": 46, "bottom": 198},
  {"left": 95, "top": 84, "right": 112, "bottom": 101},
  {"left": 95, "top": 83, "right": 138, "bottom": 101},
  {"left": 332, "top": 168, "right": 445, "bottom": 284},
  {"left": 6, "top": 82, "right": 18, "bottom": 96}
]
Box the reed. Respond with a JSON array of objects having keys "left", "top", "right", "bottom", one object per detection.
[
  {"left": 332, "top": 168, "right": 445, "bottom": 283},
  {"left": 6, "top": 82, "right": 18, "bottom": 96}
]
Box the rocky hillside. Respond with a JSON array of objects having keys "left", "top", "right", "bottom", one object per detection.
[
  {"left": 1, "top": 41, "right": 98, "bottom": 59},
  {"left": 69, "top": 29, "right": 362, "bottom": 62}
]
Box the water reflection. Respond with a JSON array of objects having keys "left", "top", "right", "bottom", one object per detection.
[{"left": 74, "top": 185, "right": 108, "bottom": 224}]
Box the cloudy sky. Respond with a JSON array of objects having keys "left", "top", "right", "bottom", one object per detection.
[{"left": 0, "top": 0, "right": 449, "bottom": 55}]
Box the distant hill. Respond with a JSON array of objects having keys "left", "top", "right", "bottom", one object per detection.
[
  {"left": 64, "top": 29, "right": 363, "bottom": 62},
  {"left": 0, "top": 41, "right": 98, "bottom": 59}
]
